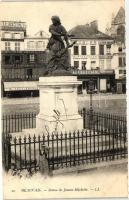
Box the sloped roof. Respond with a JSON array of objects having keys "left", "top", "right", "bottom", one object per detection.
[
  {"left": 68, "top": 24, "right": 113, "bottom": 40},
  {"left": 113, "top": 7, "right": 125, "bottom": 25}
]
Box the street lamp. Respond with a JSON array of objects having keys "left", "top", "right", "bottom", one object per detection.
[{"left": 88, "top": 79, "right": 94, "bottom": 129}]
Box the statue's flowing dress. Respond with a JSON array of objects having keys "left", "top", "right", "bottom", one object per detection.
[{"left": 46, "top": 24, "right": 69, "bottom": 73}]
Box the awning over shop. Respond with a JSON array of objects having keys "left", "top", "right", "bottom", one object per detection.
[{"left": 4, "top": 81, "right": 39, "bottom": 91}]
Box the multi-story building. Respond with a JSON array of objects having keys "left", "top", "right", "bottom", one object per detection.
[
  {"left": 0, "top": 21, "right": 26, "bottom": 52},
  {"left": 106, "top": 7, "right": 126, "bottom": 93},
  {"left": 69, "top": 21, "right": 115, "bottom": 93},
  {"left": 24, "top": 30, "right": 49, "bottom": 51},
  {"left": 1, "top": 21, "right": 48, "bottom": 97}
]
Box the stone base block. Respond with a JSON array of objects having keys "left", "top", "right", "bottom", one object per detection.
[
  {"left": 36, "top": 114, "right": 83, "bottom": 134},
  {"left": 36, "top": 76, "right": 83, "bottom": 135}
]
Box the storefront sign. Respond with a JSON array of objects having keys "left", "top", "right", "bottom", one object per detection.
[{"left": 4, "top": 81, "right": 38, "bottom": 91}]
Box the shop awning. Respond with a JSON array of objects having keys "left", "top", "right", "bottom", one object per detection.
[{"left": 4, "top": 81, "right": 38, "bottom": 91}]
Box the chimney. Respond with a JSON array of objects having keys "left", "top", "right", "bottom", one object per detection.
[{"left": 90, "top": 20, "right": 98, "bottom": 31}]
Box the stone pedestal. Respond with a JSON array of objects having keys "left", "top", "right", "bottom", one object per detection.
[{"left": 36, "top": 76, "right": 83, "bottom": 134}]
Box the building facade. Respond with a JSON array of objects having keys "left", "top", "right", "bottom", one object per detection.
[
  {"left": 0, "top": 21, "right": 48, "bottom": 97},
  {"left": 24, "top": 30, "right": 49, "bottom": 51},
  {"left": 106, "top": 7, "right": 126, "bottom": 93},
  {"left": 0, "top": 21, "right": 26, "bottom": 52},
  {"left": 70, "top": 39, "right": 113, "bottom": 70},
  {"left": 69, "top": 21, "right": 115, "bottom": 93},
  {"left": 1, "top": 12, "right": 125, "bottom": 97}
]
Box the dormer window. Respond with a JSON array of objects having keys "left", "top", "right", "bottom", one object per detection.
[{"left": 14, "top": 33, "right": 21, "bottom": 39}]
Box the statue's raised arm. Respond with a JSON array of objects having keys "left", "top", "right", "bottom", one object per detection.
[
  {"left": 45, "top": 16, "right": 76, "bottom": 76},
  {"left": 47, "top": 16, "right": 70, "bottom": 50}
]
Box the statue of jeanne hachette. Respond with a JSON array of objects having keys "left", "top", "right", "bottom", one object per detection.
[{"left": 44, "top": 15, "right": 76, "bottom": 75}]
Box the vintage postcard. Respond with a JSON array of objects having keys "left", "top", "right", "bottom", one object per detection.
[{"left": 0, "top": 0, "right": 128, "bottom": 199}]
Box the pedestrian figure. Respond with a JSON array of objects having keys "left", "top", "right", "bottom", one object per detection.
[{"left": 39, "top": 145, "right": 49, "bottom": 176}]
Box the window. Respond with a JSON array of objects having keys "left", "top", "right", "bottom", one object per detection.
[
  {"left": 5, "top": 55, "right": 11, "bottom": 64},
  {"left": 119, "top": 57, "right": 126, "bottom": 67},
  {"left": 37, "top": 41, "right": 45, "bottom": 48},
  {"left": 107, "top": 44, "right": 111, "bottom": 48},
  {"left": 91, "top": 61, "right": 96, "bottom": 69},
  {"left": 123, "top": 57, "right": 126, "bottom": 66},
  {"left": 74, "top": 46, "right": 79, "bottom": 55},
  {"left": 106, "top": 59, "right": 111, "bottom": 68},
  {"left": 82, "top": 61, "right": 87, "bottom": 70},
  {"left": 5, "top": 42, "right": 11, "bottom": 51},
  {"left": 118, "top": 47, "right": 122, "bottom": 52},
  {"left": 81, "top": 46, "right": 86, "bottom": 55},
  {"left": 14, "top": 55, "right": 21, "bottom": 65},
  {"left": 106, "top": 44, "right": 111, "bottom": 54},
  {"left": 27, "top": 41, "right": 35, "bottom": 49},
  {"left": 117, "top": 25, "right": 125, "bottom": 36},
  {"left": 15, "top": 42, "right": 20, "bottom": 51},
  {"left": 37, "top": 41, "right": 42, "bottom": 48},
  {"left": 14, "top": 33, "right": 21, "bottom": 39},
  {"left": 29, "top": 54, "right": 35, "bottom": 62},
  {"left": 4, "top": 32, "right": 11, "bottom": 39},
  {"left": 90, "top": 46, "right": 96, "bottom": 55},
  {"left": 74, "top": 61, "right": 79, "bottom": 68},
  {"left": 99, "top": 60, "right": 104, "bottom": 68},
  {"left": 119, "top": 57, "right": 123, "bottom": 67},
  {"left": 27, "top": 69, "right": 33, "bottom": 77},
  {"left": 99, "top": 45, "right": 104, "bottom": 55},
  {"left": 119, "top": 70, "right": 126, "bottom": 74},
  {"left": 119, "top": 70, "right": 123, "bottom": 74}
]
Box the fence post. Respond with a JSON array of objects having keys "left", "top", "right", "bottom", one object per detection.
[
  {"left": 5, "top": 134, "right": 11, "bottom": 171},
  {"left": 82, "top": 108, "right": 86, "bottom": 129}
]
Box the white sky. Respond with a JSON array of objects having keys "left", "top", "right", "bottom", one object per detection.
[{"left": 0, "top": 0, "right": 124, "bottom": 36}]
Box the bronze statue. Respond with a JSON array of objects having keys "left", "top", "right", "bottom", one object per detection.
[{"left": 44, "top": 16, "right": 76, "bottom": 75}]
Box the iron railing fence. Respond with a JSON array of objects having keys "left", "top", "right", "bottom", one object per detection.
[
  {"left": 3, "top": 128, "right": 127, "bottom": 172},
  {"left": 2, "top": 112, "right": 37, "bottom": 134},
  {"left": 2, "top": 109, "right": 126, "bottom": 134},
  {"left": 80, "top": 108, "right": 127, "bottom": 134}
]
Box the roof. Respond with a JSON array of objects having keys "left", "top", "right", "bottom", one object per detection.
[
  {"left": 34, "top": 30, "right": 50, "bottom": 38},
  {"left": 68, "top": 24, "right": 113, "bottom": 40},
  {"left": 113, "top": 7, "right": 125, "bottom": 25}
]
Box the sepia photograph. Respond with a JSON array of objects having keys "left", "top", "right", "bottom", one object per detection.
[{"left": 0, "top": 0, "right": 128, "bottom": 199}]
